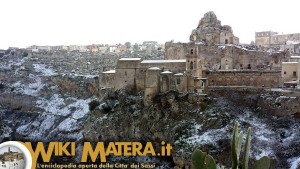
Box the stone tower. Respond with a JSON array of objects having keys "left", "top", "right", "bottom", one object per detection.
[
  {"left": 186, "top": 46, "right": 203, "bottom": 91},
  {"left": 144, "top": 67, "right": 161, "bottom": 105},
  {"left": 186, "top": 46, "right": 202, "bottom": 77}
]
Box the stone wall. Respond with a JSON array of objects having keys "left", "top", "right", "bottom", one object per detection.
[
  {"left": 271, "top": 33, "right": 300, "bottom": 45},
  {"left": 165, "top": 43, "right": 288, "bottom": 71},
  {"left": 140, "top": 60, "right": 186, "bottom": 73},
  {"left": 114, "top": 59, "right": 141, "bottom": 90},
  {"left": 164, "top": 41, "right": 189, "bottom": 60},
  {"left": 99, "top": 72, "right": 115, "bottom": 89},
  {"left": 144, "top": 68, "right": 161, "bottom": 105},
  {"left": 255, "top": 31, "right": 273, "bottom": 48},
  {"left": 281, "top": 62, "right": 299, "bottom": 82},
  {"left": 205, "top": 70, "right": 281, "bottom": 87}
]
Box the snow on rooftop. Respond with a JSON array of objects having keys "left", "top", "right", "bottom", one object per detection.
[
  {"left": 286, "top": 41, "right": 300, "bottom": 45},
  {"left": 174, "top": 73, "right": 184, "bottom": 76},
  {"left": 282, "top": 62, "right": 298, "bottom": 64},
  {"left": 161, "top": 70, "right": 173, "bottom": 74},
  {"left": 148, "top": 67, "right": 161, "bottom": 70},
  {"left": 195, "top": 41, "right": 204, "bottom": 45},
  {"left": 141, "top": 59, "right": 186, "bottom": 63},
  {"left": 291, "top": 56, "right": 300, "bottom": 58},
  {"left": 119, "top": 58, "right": 141, "bottom": 61},
  {"left": 102, "top": 70, "right": 116, "bottom": 74}
]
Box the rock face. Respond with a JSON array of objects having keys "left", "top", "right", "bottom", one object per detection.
[
  {"left": 189, "top": 11, "right": 239, "bottom": 45},
  {"left": 84, "top": 88, "right": 300, "bottom": 169}
]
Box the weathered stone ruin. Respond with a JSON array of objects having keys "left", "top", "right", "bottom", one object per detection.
[{"left": 189, "top": 11, "right": 239, "bottom": 45}]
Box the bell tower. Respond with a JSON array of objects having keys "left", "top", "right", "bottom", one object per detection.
[
  {"left": 186, "top": 46, "right": 206, "bottom": 93},
  {"left": 186, "top": 46, "right": 202, "bottom": 77}
]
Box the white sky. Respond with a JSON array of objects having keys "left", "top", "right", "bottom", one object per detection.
[{"left": 0, "top": 0, "right": 299, "bottom": 49}]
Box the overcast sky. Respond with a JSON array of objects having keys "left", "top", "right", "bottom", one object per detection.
[{"left": 0, "top": 0, "right": 299, "bottom": 49}]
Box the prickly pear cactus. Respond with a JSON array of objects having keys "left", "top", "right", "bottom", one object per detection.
[
  {"left": 232, "top": 121, "right": 243, "bottom": 169},
  {"left": 242, "top": 127, "right": 251, "bottom": 169},
  {"left": 191, "top": 149, "right": 217, "bottom": 169},
  {"left": 191, "top": 121, "right": 270, "bottom": 169},
  {"left": 253, "top": 156, "right": 270, "bottom": 169}
]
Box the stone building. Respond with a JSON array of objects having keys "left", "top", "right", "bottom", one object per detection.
[
  {"left": 280, "top": 41, "right": 300, "bottom": 55},
  {"left": 99, "top": 57, "right": 196, "bottom": 104},
  {"left": 99, "top": 11, "right": 290, "bottom": 102},
  {"left": 255, "top": 31, "right": 278, "bottom": 48},
  {"left": 281, "top": 56, "right": 300, "bottom": 87},
  {"left": 189, "top": 11, "right": 239, "bottom": 45},
  {"left": 0, "top": 147, "right": 24, "bottom": 169},
  {"left": 100, "top": 58, "right": 187, "bottom": 91},
  {"left": 255, "top": 31, "right": 300, "bottom": 53}
]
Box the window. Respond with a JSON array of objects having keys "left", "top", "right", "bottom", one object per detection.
[
  {"left": 247, "top": 64, "right": 251, "bottom": 69},
  {"left": 284, "top": 71, "right": 286, "bottom": 74},
  {"left": 190, "top": 61, "right": 194, "bottom": 70},
  {"left": 177, "top": 79, "right": 181, "bottom": 84},
  {"left": 293, "top": 71, "right": 297, "bottom": 77},
  {"left": 225, "top": 39, "right": 228, "bottom": 44},
  {"left": 191, "top": 49, "right": 194, "bottom": 55}
]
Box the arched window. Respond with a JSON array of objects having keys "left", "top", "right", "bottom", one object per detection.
[{"left": 190, "top": 61, "right": 193, "bottom": 70}]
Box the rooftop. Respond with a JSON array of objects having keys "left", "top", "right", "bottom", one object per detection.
[
  {"left": 141, "top": 59, "right": 186, "bottom": 64},
  {"left": 119, "top": 58, "right": 141, "bottom": 61},
  {"left": 290, "top": 56, "right": 300, "bottom": 58},
  {"left": 148, "top": 67, "right": 161, "bottom": 70},
  {"left": 161, "top": 70, "right": 173, "bottom": 74},
  {"left": 282, "top": 62, "right": 298, "bottom": 64},
  {"left": 174, "top": 73, "right": 184, "bottom": 76}
]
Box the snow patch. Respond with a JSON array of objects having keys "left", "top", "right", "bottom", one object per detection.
[
  {"left": 72, "top": 74, "right": 98, "bottom": 78},
  {"left": 238, "top": 111, "right": 276, "bottom": 158},
  {"left": 36, "top": 94, "right": 91, "bottom": 118},
  {"left": 11, "top": 74, "right": 44, "bottom": 96},
  {"left": 289, "top": 157, "right": 300, "bottom": 169},
  {"left": 57, "top": 118, "right": 78, "bottom": 132},
  {"left": 71, "top": 99, "right": 91, "bottom": 119},
  {"left": 185, "top": 126, "right": 228, "bottom": 146},
  {"left": 254, "top": 148, "right": 274, "bottom": 160},
  {"left": 36, "top": 94, "right": 67, "bottom": 116},
  {"left": 0, "top": 58, "right": 26, "bottom": 70},
  {"left": 33, "top": 64, "right": 57, "bottom": 76}
]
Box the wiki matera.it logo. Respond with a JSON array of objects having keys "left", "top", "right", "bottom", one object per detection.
[{"left": 0, "top": 141, "right": 32, "bottom": 169}]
